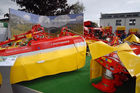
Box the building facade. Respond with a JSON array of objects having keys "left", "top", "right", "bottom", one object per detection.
[{"left": 100, "top": 12, "right": 140, "bottom": 34}]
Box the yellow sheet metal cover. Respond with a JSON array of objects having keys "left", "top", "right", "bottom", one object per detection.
[
  {"left": 88, "top": 41, "right": 140, "bottom": 93},
  {"left": 124, "top": 34, "right": 140, "bottom": 43},
  {"left": 116, "top": 26, "right": 126, "bottom": 30},
  {"left": 129, "top": 28, "right": 138, "bottom": 32},
  {"left": 104, "top": 26, "right": 110, "bottom": 29}
]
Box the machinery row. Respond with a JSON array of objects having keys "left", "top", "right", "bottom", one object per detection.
[
  {"left": 84, "top": 21, "right": 140, "bottom": 41},
  {"left": 0, "top": 23, "right": 140, "bottom": 93}
]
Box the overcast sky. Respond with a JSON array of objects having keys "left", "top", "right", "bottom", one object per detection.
[{"left": 0, "top": 0, "right": 140, "bottom": 24}]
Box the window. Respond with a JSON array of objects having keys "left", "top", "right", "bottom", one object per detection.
[
  {"left": 116, "top": 20, "right": 121, "bottom": 26},
  {"left": 120, "top": 15, "right": 125, "bottom": 18},
  {"left": 133, "top": 14, "right": 139, "bottom": 17},
  {"left": 127, "top": 14, "right": 133, "bottom": 17},
  {"left": 129, "top": 19, "right": 136, "bottom": 25}
]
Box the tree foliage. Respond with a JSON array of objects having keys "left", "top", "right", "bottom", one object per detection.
[
  {"left": 70, "top": 2, "right": 85, "bottom": 14},
  {"left": 14, "top": 0, "right": 84, "bottom": 16}
]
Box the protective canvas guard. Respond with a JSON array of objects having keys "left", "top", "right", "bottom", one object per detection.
[
  {"left": 124, "top": 34, "right": 140, "bottom": 43},
  {"left": 88, "top": 41, "right": 140, "bottom": 93},
  {"left": 0, "top": 37, "right": 86, "bottom": 84}
]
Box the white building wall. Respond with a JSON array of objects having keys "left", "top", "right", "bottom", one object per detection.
[
  {"left": 100, "top": 17, "right": 140, "bottom": 34},
  {"left": 125, "top": 18, "right": 140, "bottom": 33}
]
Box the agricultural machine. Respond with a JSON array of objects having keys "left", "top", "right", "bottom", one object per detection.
[
  {"left": 0, "top": 21, "right": 139, "bottom": 93},
  {"left": 0, "top": 24, "right": 87, "bottom": 93},
  {"left": 124, "top": 34, "right": 140, "bottom": 55},
  {"left": 89, "top": 35, "right": 140, "bottom": 93},
  {"left": 104, "top": 26, "right": 113, "bottom": 38},
  {"left": 116, "top": 26, "right": 126, "bottom": 40},
  {"left": 84, "top": 21, "right": 97, "bottom": 27},
  {"left": 130, "top": 43, "right": 140, "bottom": 55},
  {"left": 128, "top": 28, "right": 138, "bottom": 35},
  {"left": 128, "top": 28, "right": 140, "bottom": 38},
  {"left": 92, "top": 52, "right": 129, "bottom": 92},
  {"left": 0, "top": 24, "right": 47, "bottom": 48},
  {"left": 84, "top": 21, "right": 106, "bottom": 40},
  {"left": 84, "top": 23, "right": 119, "bottom": 46},
  {"left": 0, "top": 25, "right": 78, "bottom": 51},
  {"left": 0, "top": 24, "right": 87, "bottom": 86},
  {"left": 84, "top": 27, "right": 106, "bottom": 40}
]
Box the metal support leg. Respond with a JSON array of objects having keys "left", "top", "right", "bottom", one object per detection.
[
  {"left": 0, "top": 66, "right": 13, "bottom": 93},
  {"left": 0, "top": 57, "right": 42, "bottom": 93}
]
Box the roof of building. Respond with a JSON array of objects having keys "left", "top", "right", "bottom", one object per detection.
[
  {"left": 100, "top": 12, "right": 140, "bottom": 19},
  {"left": 0, "top": 18, "right": 9, "bottom": 22}
]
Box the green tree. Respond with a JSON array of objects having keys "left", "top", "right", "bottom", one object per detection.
[
  {"left": 12, "top": 0, "right": 85, "bottom": 16},
  {"left": 70, "top": 2, "right": 85, "bottom": 14},
  {"left": 13, "top": 0, "right": 83, "bottom": 16}
]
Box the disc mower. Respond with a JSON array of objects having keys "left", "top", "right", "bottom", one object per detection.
[
  {"left": 92, "top": 52, "right": 129, "bottom": 92},
  {"left": 89, "top": 35, "right": 140, "bottom": 93}
]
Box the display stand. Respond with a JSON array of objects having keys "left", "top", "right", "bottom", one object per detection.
[{"left": 0, "top": 56, "right": 42, "bottom": 93}]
